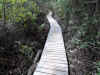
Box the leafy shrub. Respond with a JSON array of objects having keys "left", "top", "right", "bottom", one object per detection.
[
  {"left": 20, "top": 45, "right": 34, "bottom": 59},
  {"left": 96, "top": 62, "right": 100, "bottom": 75},
  {"left": 0, "top": 0, "right": 39, "bottom": 24}
]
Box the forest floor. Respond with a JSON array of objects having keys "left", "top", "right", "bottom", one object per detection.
[
  {"left": 0, "top": 13, "right": 49, "bottom": 75},
  {"left": 65, "top": 41, "right": 97, "bottom": 75}
]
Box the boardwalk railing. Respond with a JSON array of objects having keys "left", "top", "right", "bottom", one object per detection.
[{"left": 33, "top": 12, "right": 68, "bottom": 75}]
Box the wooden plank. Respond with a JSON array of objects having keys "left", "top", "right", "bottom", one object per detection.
[
  {"left": 41, "top": 54, "right": 66, "bottom": 58},
  {"left": 36, "top": 68, "right": 67, "bottom": 75},
  {"left": 43, "top": 51, "right": 65, "bottom": 54},
  {"left": 37, "top": 65, "right": 67, "bottom": 71},
  {"left": 41, "top": 56, "right": 67, "bottom": 60},
  {"left": 36, "top": 66, "right": 68, "bottom": 72},
  {"left": 40, "top": 60, "right": 67, "bottom": 64},
  {"left": 42, "top": 53, "right": 66, "bottom": 56},
  {"left": 38, "top": 61, "right": 68, "bottom": 67},
  {"left": 40, "top": 58, "right": 67, "bottom": 62},
  {"left": 34, "top": 71, "right": 54, "bottom": 75},
  {"left": 39, "top": 60, "right": 68, "bottom": 65},
  {"left": 45, "top": 50, "right": 65, "bottom": 52}
]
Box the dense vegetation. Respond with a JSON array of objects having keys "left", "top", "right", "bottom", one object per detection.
[
  {"left": 0, "top": 0, "right": 100, "bottom": 75},
  {"left": 0, "top": 0, "right": 49, "bottom": 75}
]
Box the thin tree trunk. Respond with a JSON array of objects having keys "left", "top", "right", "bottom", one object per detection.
[
  {"left": 72, "top": 0, "right": 80, "bottom": 9},
  {"left": 71, "top": 0, "right": 80, "bottom": 25},
  {"left": 95, "top": 0, "right": 100, "bottom": 16},
  {"left": 2, "top": 0, "right": 6, "bottom": 26}
]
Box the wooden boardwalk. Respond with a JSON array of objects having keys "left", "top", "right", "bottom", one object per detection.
[{"left": 33, "top": 12, "right": 68, "bottom": 75}]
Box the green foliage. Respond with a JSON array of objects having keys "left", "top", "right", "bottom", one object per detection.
[
  {"left": 70, "top": 6, "right": 100, "bottom": 49},
  {"left": 38, "top": 0, "right": 70, "bottom": 18},
  {"left": 38, "top": 23, "right": 45, "bottom": 31},
  {"left": 96, "top": 62, "right": 100, "bottom": 75},
  {"left": 20, "top": 45, "right": 34, "bottom": 59},
  {"left": 0, "top": 0, "right": 39, "bottom": 24},
  {"left": 55, "top": 0, "right": 72, "bottom": 18}
]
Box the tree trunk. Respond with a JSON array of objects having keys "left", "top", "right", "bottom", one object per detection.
[
  {"left": 71, "top": 0, "right": 80, "bottom": 25},
  {"left": 95, "top": 0, "right": 100, "bottom": 15},
  {"left": 2, "top": 0, "right": 6, "bottom": 26},
  {"left": 72, "top": 0, "right": 80, "bottom": 9}
]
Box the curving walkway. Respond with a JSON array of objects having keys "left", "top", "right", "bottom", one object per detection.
[{"left": 33, "top": 12, "right": 68, "bottom": 75}]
